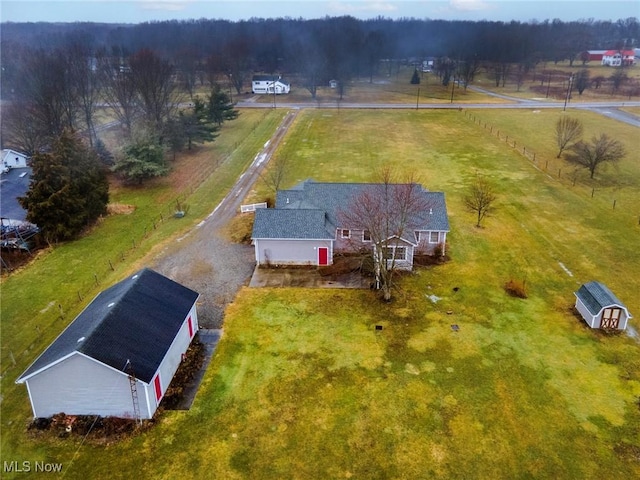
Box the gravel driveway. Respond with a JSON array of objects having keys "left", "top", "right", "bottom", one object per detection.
[{"left": 148, "top": 110, "right": 299, "bottom": 328}]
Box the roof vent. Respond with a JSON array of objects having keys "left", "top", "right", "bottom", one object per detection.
[
  {"left": 108, "top": 302, "right": 115, "bottom": 308},
  {"left": 77, "top": 336, "right": 85, "bottom": 343},
  {"left": 286, "top": 197, "right": 290, "bottom": 204},
  {"left": 429, "top": 208, "right": 433, "bottom": 215},
  {"left": 132, "top": 274, "right": 139, "bottom": 279}
]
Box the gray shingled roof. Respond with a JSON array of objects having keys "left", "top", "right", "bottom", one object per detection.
[
  {"left": 0, "top": 167, "right": 31, "bottom": 222},
  {"left": 17, "top": 268, "right": 199, "bottom": 385},
  {"left": 252, "top": 209, "right": 334, "bottom": 239},
  {"left": 253, "top": 180, "right": 449, "bottom": 241},
  {"left": 575, "top": 281, "right": 629, "bottom": 315}
]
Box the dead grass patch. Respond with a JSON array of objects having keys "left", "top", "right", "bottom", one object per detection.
[
  {"left": 220, "top": 213, "right": 254, "bottom": 244},
  {"left": 106, "top": 203, "right": 136, "bottom": 215}
]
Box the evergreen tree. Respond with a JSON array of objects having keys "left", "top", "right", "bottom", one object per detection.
[
  {"left": 410, "top": 68, "right": 420, "bottom": 85},
  {"left": 113, "top": 136, "right": 168, "bottom": 184},
  {"left": 207, "top": 85, "right": 239, "bottom": 126},
  {"left": 19, "top": 129, "right": 109, "bottom": 243},
  {"left": 182, "top": 97, "right": 219, "bottom": 149}
]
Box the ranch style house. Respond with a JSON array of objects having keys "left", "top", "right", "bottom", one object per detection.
[{"left": 251, "top": 180, "right": 450, "bottom": 269}]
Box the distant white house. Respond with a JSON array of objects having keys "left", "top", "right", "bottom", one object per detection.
[
  {"left": 16, "top": 268, "right": 200, "bottom": 420},
  {"left": 601, "top": 50, "right": 635, "bottom": 67},
  {"left": 252, "top": 75, "right": 290, "bottom": 95},
  {"left": 2, "top": 149, "right": 29, "bottom": 171}
]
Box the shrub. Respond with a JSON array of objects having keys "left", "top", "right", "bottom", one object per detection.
[{"left": 505, "top": 279, "right": 527, "bottom": 299}]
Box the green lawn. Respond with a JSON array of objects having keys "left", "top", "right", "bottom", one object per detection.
[{"left": 2, "top": 108, "right": 639, "bottom": 479}]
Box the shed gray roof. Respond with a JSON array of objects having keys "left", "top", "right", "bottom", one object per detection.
[
  {"left": 253, "top": 180, "right": 449, "bottom": 241},
  {"left": 575, "top": 281, "right": 630, "bottom": 316},
  {"left": 17, "top": 268, "right": 199, "bottom": 385}
]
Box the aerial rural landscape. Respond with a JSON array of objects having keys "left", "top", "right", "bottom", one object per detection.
[{"left": 1, "top": 3, "right": 639, "bottom": 479}]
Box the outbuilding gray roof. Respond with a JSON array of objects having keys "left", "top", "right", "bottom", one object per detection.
[
  {"left": 575, "top": 281, "right": 629, "bottom": 315},
  {"left": 0, "top": 167, "right": 31, "bottom": 222},
  {"left": 253, "top": 180, "right": 449, "bottom": 241},
  {"left": 17, "top": 268, "right": 199, "bottom": 385}
]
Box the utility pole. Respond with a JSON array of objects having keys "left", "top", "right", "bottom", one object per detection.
[
  {"left": 416, "top": 87, "right": 420, "bottom": 110},
  {"left": 563, "top": 73, "right": 574, "bottom": 111}
]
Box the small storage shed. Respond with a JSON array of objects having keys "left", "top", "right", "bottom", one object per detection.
[
  {"left": 16, "top": 268, "right": 200, "bottom": 419},
  {"left": 574, "top": 281, "right": 632, "bottom": 330}
]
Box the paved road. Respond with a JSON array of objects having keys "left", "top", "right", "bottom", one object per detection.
[{"left": 235, "top": 90, "right": 640, "bottom": 128}]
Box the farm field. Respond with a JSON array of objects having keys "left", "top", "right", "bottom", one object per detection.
[{"left": 2, "top": 108, "right": 639, "bottom": 479}]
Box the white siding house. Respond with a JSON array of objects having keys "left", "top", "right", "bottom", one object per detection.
[
  {"left": 601, "top": 50, "right": 635, "bottom": 67},
  {"left": 574, "top": 281, "right": 632, "bottom": 330},
  {"left": 252, "top": 75, "right": 291, "bottom": 94},
  {"left": 16, "top": 269, "right": 199, "bottom": 419},
  {"left": 2, "top": 149, "right": 29, "bottom": 171}
]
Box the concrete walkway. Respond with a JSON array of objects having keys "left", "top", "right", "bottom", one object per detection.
[{"left": 174, "top": 329, "right": 223, "bottom": 410}]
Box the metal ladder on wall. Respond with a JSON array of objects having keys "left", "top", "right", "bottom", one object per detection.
[{"left": 125, "top": 359, "right": 142, "bottom": 426}]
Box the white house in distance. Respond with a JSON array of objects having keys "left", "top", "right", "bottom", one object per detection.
[
  {"left": 601, "top": 50, "right": 635, "bottom": 67},
  {"left": 16, "top": 268, "right": 200, "bottom": 420},
  {"left": 251, "top": 180, "right": 449, "bottom": 268},
  {"left": 251, "top": 74, "right": 291, "bottom": 94},
  {"left": 2, "top": 148, "right": 29, "bottom": 171},
  {"left": 574, "top": 281, "right": 632, "bottom": 330}
]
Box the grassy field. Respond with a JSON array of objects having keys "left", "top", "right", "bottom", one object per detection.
[{"left": 2, "top": 107, "right": 639, "bottom": 478}]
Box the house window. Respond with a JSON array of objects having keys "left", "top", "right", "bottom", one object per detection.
[
  {"left": 429, "top": 232, "right": 439, "bottom": 243},
  {"left": 363, "top": 230, "right": 371, "bottom": 242},
  {"left": 341, "top": 229, "right": 350, "bottom": 239},
  {"left": 383, "top": 246, "right": 406, "bottom": 261}
]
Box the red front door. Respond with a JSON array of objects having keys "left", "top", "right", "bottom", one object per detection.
[{"left": 318, "top": 247, "right": 328, "bottom": 266}]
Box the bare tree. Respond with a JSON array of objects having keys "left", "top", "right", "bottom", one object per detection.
[
  {"left": 128, "top": 48, "right": 179, "bottom": 133},
  {"left": 260, "top": 154, "right": 289, "bottom": 198},
  {"left": 338, "top": 169, "right": 433, "bottom": 301},
  {"left": 555, "top": 116, "right": 583, "bottom": 158},
  {"left": 67, "top": 42, "right": 100, "bottom": 146},
  {"left": 565, "top": 134, "right": 625, "bottom": 179},
  {"left": 97, "top": 48, "right": 138, "bottom": 137},
  {"left": 464, "top": 176, "right": 497, "bottom": 228},
  {"left": 1, "top": 102, "right": 48, "bottom": 155},
  {"left": 15, "top": 48, "right": 78, "bottom": 140}
]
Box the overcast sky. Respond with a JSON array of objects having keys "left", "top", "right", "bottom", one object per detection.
[{"left": 1, "top": 0, "right": 638, "bottom": 24}]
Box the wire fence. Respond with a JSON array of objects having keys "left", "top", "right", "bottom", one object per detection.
[
  {"left": 2, "top": 109, "right": 273, "bottom": 377},
  {"left": 460, "top": 109, "right": 639, "bottom": 224}
]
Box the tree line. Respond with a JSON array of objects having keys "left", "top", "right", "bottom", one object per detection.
[{"left": 2, "top": 15, "right": 638, "bottom": 98}]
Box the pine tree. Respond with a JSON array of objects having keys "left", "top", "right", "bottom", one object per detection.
[
  {"left": 19, "top": 129, "right": 109, "bottom": 243},
  {"left": 207, "top": 85, "right": 239, "bottom": 126},
  {"left": 410, "top": 68, "right": 421, "bottom": 85},
  {"left": 112, "top": 136, "right": 168, "bottom": 184}
]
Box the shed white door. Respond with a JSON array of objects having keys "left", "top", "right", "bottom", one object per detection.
[{"left": 601, "top": 308, "right": 620, "bottom": 329}]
